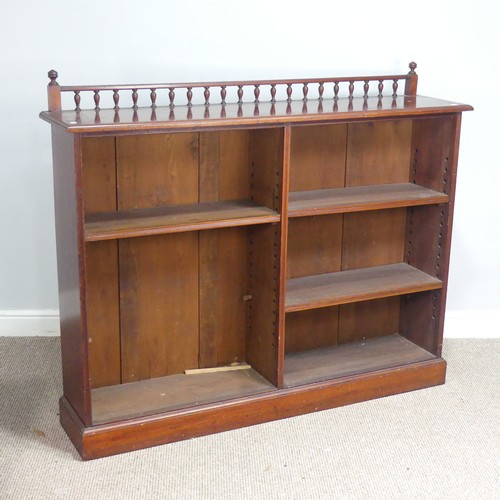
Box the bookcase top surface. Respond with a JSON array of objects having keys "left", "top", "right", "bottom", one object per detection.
[{"left": 40, "top": 95, "right": 472, "bottom": 133}]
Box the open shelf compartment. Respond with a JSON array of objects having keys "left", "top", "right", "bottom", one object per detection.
[{"left": 284, "top": 333, "right": 436, "bottom": 388}]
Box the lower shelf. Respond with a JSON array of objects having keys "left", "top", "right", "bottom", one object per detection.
[
  {"left": 284, "top": 334, "right": 436, "bottom": 388},
  {"left": 92, "top": 367, "right": 276, "bottom": 425}
]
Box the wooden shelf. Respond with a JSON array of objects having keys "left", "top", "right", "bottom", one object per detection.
[
  {"left": 285, "top": 263, "right": 442, "bottom": 312},
  {"left": 85, "top": 199, "right": 280, "bottom": 241},
  {"left": 284, "top": 334, "right": 436, "bottom": 387},
  {"left": 289, "top": 183, "right": 448, "bottom": 217},
  {"left": 92, "top": 367, "right": 276, "bottom": 424}
]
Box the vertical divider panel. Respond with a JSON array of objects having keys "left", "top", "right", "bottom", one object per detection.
[
  {"left": 246, "top": 127, "right": 286, "bottom": 387},
  {"left": 81, "top": 136, "right": 121, "bottom": 389}
]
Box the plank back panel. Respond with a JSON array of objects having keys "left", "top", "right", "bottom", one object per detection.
[
  {"left": 117, "top": 132, "right": 199, "bottom": 208},
  {"left": 119, "top": 233, "right": 199, "bottom": 382},
  {"left": 285, "top": 307, "right": 339, "bottom": 354},
  {"left": 290, "top": 124, "right": 347, "bottom": 192},
  {"left": 116, "top": 133, "right": 200, "bottom": 382},
  {"left": 338, "top": 297, "right": 400, "bottom": 344},
  {"left": 287, "top": 215, "right": 343, "bottom": 279},
  {"left": 81, "top": 136, "right": 121, "bottom": 388},
  {"left": 346, "top": 120, "right": 412, "bottom": 186}
]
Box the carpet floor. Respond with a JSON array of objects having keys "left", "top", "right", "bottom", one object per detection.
[{"left": 0, "top": 337, "right": 499, "bottom": 499}]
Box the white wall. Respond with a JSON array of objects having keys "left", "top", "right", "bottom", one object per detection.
[{"left": 1, "top": 0, "right": 499, "bottom": 336}]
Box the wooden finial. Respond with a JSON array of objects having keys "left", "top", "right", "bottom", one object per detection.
[
  {"left": 47, "top": 69, "right": 61, "bottom": 111},
  {"left": 405, "top": 61, "right": 418, "bottom": 97},
  {"left": 48, "top": 70, "right": 59, "bottom": 85}
]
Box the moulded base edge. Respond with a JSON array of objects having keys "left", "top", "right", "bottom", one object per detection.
[{"left": 59, "top": 358, "right": 446, "bottom": 460}]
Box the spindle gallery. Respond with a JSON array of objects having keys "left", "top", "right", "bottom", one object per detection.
[{"left": 40, "top": 63, "right": 472, "bottom": 459}]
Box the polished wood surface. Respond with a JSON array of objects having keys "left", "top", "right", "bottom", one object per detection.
[
  {"left": 286, "top": 263, "right": 442, "bottom": 313},
  {"left": 40, "top": 95, "right": 472, "bottom": 133}
]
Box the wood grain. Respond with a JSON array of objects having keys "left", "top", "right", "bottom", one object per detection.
[
  {"left": 285, "top": 263, "right": 442, "bottom": 313},
  {"left": 287, "top": 215, "right": 343, "bottom": 279},
  {"left": 341, "top": 209, "right": 407, "bottom": 271},
  {"left": 346, "top": 120, "right": 413, "bottom": 186},
  {"left": 289, "top": 124, "right": 346, "bottom": 192},
  {"left": 285, "top": 307, "right": 339, "bottom": 353},
  {"left": 338, "top": 297, "right": 400, "bottom": 344},
  {"left": 119, "top": 233, "right": 199, "bottom": 382}
]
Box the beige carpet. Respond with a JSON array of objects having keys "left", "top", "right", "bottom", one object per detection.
[{"left": 1, "top": 338, "right": 499, "bottom": 499}]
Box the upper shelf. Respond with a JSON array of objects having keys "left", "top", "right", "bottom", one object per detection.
[
  {"left": 40, "top": 95, "right": 473, "bottom": 133},
  {"left": 85, "top": 199, "right": 279, "bottom": 241},
  {"left": 289, "top": 183, "right": 448, "bottom": 217}
]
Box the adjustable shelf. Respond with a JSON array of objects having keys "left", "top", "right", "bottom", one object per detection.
[
  {"left": 85, "top": 199, "right": 280, "bottom": 241},
  {"left": 288, "top": 183, "right": 448, "bottom": 217},
  {"left": 42, "top": 63, "right": 472, "bottom": 459},
  {"left": 285, "top": 263, "right": 442, "bottom": 313}
]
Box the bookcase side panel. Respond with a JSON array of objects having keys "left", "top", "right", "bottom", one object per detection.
[
  {"left": 51, "top": 126, "right": 91, "bottom": 425},
  {"left": 402, "top": 113, "right": 463, "bottom": 356}
]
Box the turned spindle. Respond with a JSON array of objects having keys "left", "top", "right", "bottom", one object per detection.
[
  {"left": 286, "top": 84, "right": 292, "bottom": 102},
  {"left": 318, "top": 82, "right": 324, "bottom": 101},
  {"left": 132, "top": 89, "right": 138, "bottom": 109},
  {"left": 254, "top": 85, "right": 260, "bottom": 104},
  {"left": 348, "top": 81, "right": 354, "bottom": 100},
  {"left": 187, "top": 87, "right": 193, "bottom": 107},
  {"left": 334, "top": 82, "right": 339, "bottom": 100},
  {"left": 74, "top": 91, "right": 81, "bottom": 112},
  {"left": 168, "top": 88, "right": 175, "bottom": 107},
  {"left": 378, "top": 80, "right": 384, "bottom": 98},
  {"left": 270, "top": 84, "right": 276, "bottom": 103},
  {"left": 237, "top": 85, "right": 243, "bottom": 104},
  {"left": 221, "top": 86, "right": 227, "bottom": 105},
  {"left": 113, "top": 90, "right": 120, "bottom": 110},
  {"left": 363, "top": 80, "right": 369, "bottom": 98},
  {"left": 150, "top": 89, "right": 157, "bottom": 108},
  {"left": 392, "top": 79, "right": 398, "bottom": 98},
  {"left": 93, "top": 90, "right": 100, "bottom": 111},
  {"left": 302, "top": 83, "right": 308, "bottom": 101},
  {"left": 204, "top": 87, "right": 210, "bottom": 106}
]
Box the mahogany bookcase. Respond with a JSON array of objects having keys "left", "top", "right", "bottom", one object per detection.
[{"left": 40, "top": 63, "right": 472, "bottom": 459}]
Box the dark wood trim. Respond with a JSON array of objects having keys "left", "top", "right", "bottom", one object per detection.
[{"left": 62, "top": 358, "right": 445, "bottom": 460}]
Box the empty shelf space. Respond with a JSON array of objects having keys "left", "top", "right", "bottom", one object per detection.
[
  {"left": 85, "top": 199, "right": 280, "bottom": 241},
  {"left": 284, "top": 334, "right": 436, "bottom": 388},
  {"left": 92, "top": 367, "right": 277, "bottom": 424},
  {"left": 289, "top": 183, "right": 448, "bottom": 217},
  {"left": 285, "top": 263, "right": 442, "bottom": 312}
]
